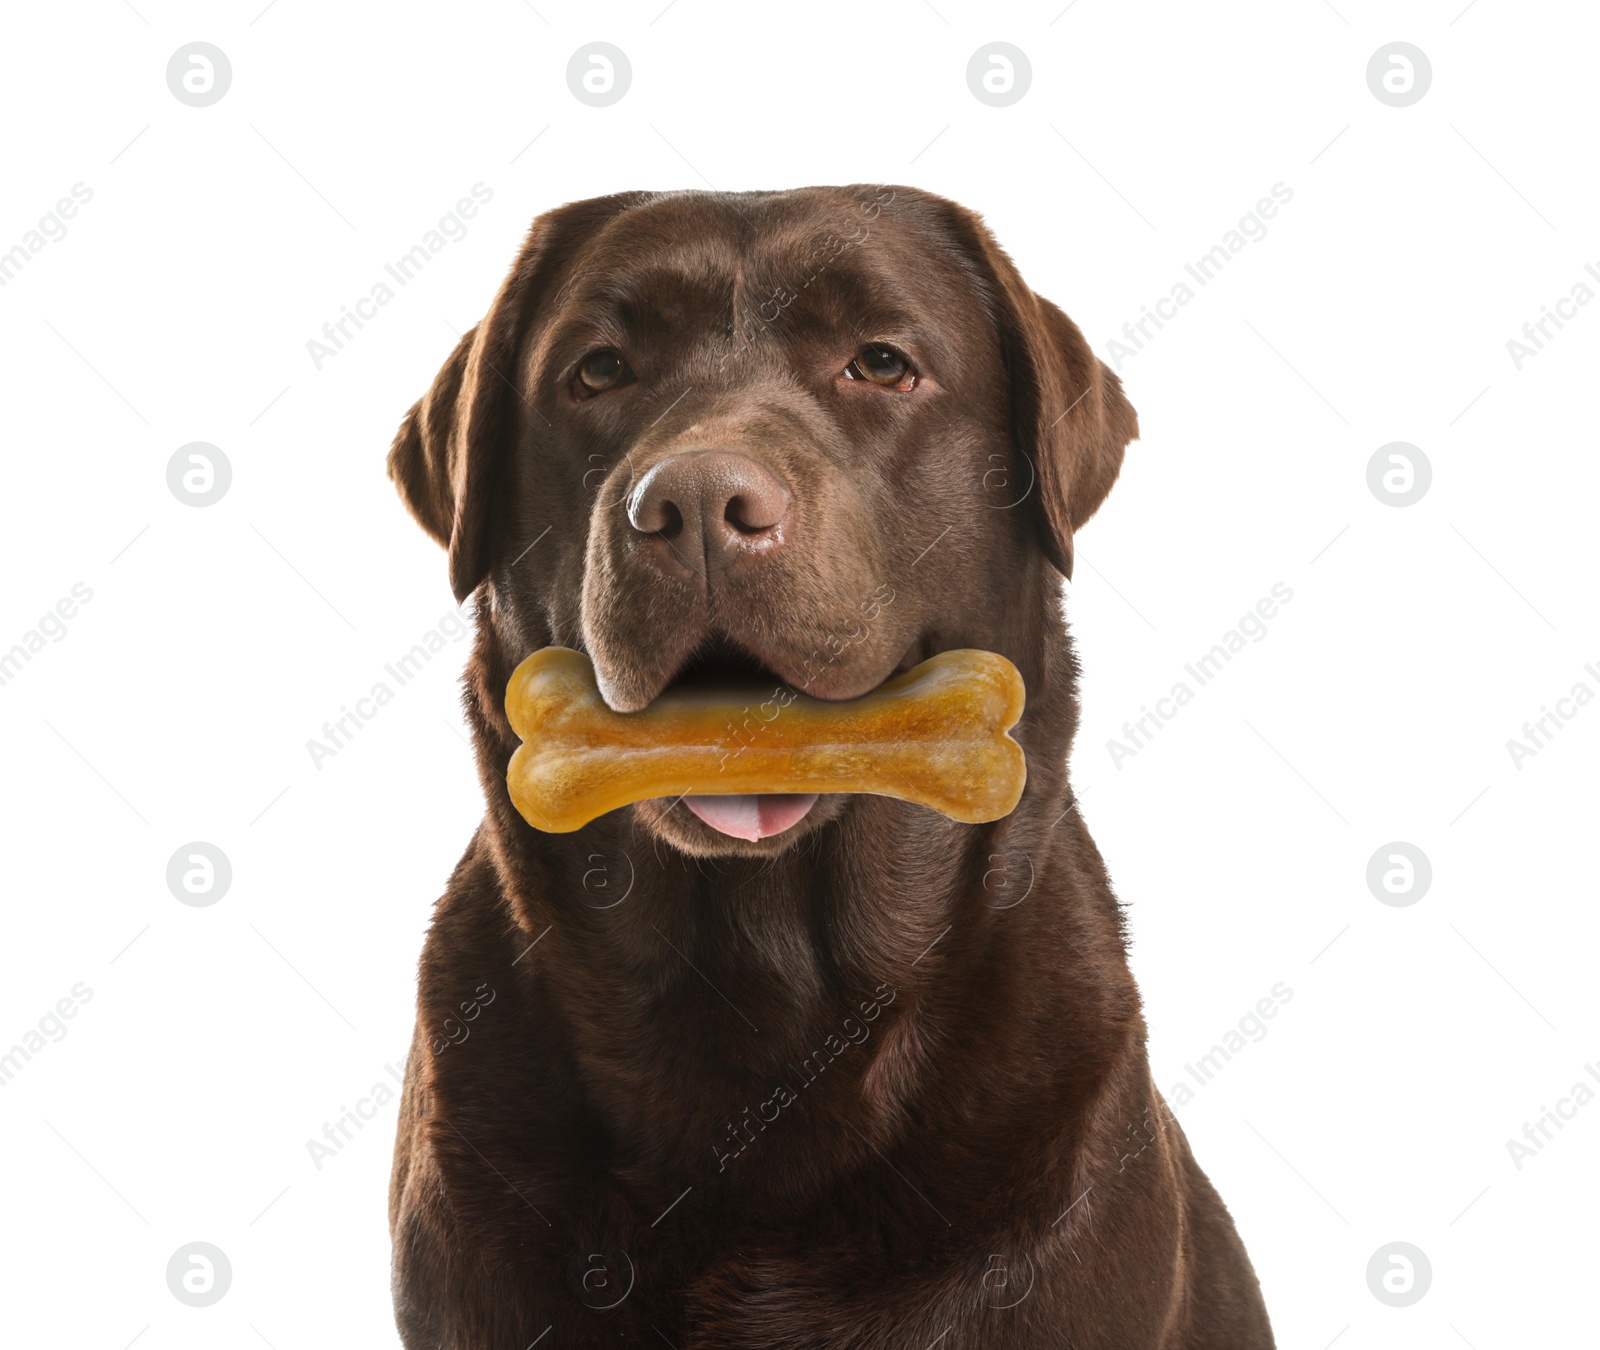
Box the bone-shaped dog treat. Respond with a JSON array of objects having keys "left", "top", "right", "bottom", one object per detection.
[{"left": 504, "top": 647, "right": 1027, "bottom": 833}]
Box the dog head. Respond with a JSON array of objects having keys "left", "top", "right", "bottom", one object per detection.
[{"left": 389, "top": 186, "right": 1136, "bottom": 857}]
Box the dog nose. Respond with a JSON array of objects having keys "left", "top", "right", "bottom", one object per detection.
[{"left": 626, "top": 451, "right": 791, "bottom": 574}]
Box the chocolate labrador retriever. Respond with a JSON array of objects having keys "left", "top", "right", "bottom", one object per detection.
[{"left": 386, "top": 185, "right": 1274, "bottom": 1347}]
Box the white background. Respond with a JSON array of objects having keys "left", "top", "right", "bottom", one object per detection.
[{"left": 1, "top": 1, "right": 1595, "bottom": 1346}]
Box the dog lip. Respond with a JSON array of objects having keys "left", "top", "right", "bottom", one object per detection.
[
  {"left": 656, "top": 634, "right": 925, "bottom": 706},
  {"left": 598, "top": 630, "right": 926, "bottom": 715}
]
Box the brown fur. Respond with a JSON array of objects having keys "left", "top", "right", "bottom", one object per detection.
[{"left": 386, "top": 185, "right": 1274, "bottom": 1347}]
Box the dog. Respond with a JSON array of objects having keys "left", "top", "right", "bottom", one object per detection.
[{"left": 386, "top": 185, "right": 1275, "bottom": 1348}]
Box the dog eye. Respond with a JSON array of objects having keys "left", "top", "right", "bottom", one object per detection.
[
  {"left": 845, "top": 344, "right": 916, "bottom": 390},
  {"left": 575, "top": 350, "right": 634, "bottom": 395}
]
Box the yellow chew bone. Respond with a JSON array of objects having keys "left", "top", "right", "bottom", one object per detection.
[{"left": 505, "top": 648, "right": 1027, "bottom": 833}]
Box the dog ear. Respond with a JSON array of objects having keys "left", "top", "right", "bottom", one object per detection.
[
  {"left": 387, "top": 193, "right": 649, "bottom": 602},
  {"left": 942, "top": 205, "right": 1138, "bottom": 579},
  {"left": 1020, "top": 296, "right": 1138, "bottom": 580}
]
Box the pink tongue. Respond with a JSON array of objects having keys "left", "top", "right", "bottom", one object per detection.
[{"left": 683, "top": 794, "right": 819, "bottom": 841}]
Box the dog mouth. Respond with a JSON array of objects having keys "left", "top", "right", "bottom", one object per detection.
[
  {"left": 655, "top": 635, "right": 823, "bottom": 842},
  {"left": 642, "top": 632, "right": 927, "bottom": 846},
  {"left": 658, "top": 633, "right": 789, "bottom": 696},
  {"left": 680, "top": 792, "right": 821, "bottom": 842},
  {"left": 591, "top": 626, "right": 931, "bottom": 850}
]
